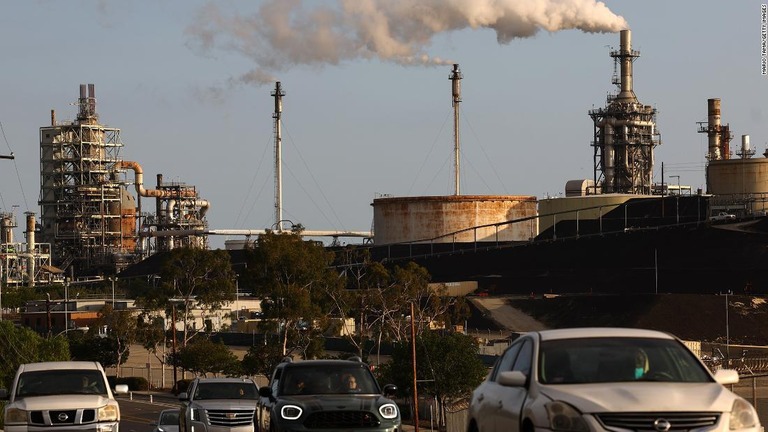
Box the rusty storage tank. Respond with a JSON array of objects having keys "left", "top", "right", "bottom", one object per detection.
[{"left": 372, "top": 195, "right": 538, "bottom": 245}]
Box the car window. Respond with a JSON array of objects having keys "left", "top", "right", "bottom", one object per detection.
[
  {"left": 280, "top": 365, "right": 379, "bottom": 395},
  {"left": 491, "top": 341, "right": 523, "bottom": 381},
  {"left": 512, "top": 340, "right": 533, "bottom": 376},
  {"left": 538, "top": 337, "right": 713, "bottom": 384},
  {"left": 160, "top": 411, "right": 180, "bottom": 425},
  {"left": 16, "top": 370, "right": 107, "bottom": 397},
  {"left": 194, "top": 382, "right": 258, "bottom": 399}
]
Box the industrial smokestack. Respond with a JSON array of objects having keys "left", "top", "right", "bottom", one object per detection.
[
  {"left": 708, "top": 98, "right": 722, "bottom": 160},
  {"left": 272, "top": 81, "right": 285, "bottom": 230},
  {"left": 614, "top": 29, "right": 638, "bottom": 102},
  {"left": 26, "top": 212, "right": 36, "bottom": 288},
  {"left": 450, "top": 64, "right": 462, "bottom": 195}
]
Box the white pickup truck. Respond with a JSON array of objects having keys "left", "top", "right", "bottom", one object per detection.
[{"left": 0, "top": 361, "right": 128, "bottom": 432}]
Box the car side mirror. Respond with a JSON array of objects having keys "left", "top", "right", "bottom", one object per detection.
[
  {"left": 178, "top": 392, "right": 189, "bottom": 401},
  {"left": 0, "top": 388, "right": 8, "bottom": 400},
  {"left": 114, "top": 384, "right": 129, "bottom": 395},
  {"left": 713, "top": 369, "right": 739, "bottom": 385},
  {"left": 497, "top": 371, "right": 527, "bottom": 387},
  {"left": 383, "top": 384, "right": 397, "bottom": 397}
]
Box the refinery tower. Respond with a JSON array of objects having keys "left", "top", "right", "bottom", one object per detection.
[{"left": 38, "top": 84, "right": 209, "bottom": 276}]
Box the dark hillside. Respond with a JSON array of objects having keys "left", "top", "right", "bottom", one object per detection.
[{"left": 509, "top": 294, "right": 768, "bottom": 345}]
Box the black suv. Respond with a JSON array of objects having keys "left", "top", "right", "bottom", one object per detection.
[{"left": 257, "top": 358, "right": 400, "bottom": 432}]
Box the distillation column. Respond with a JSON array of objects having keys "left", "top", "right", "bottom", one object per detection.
[{"left": 588, "top": 30, "right": 660, "bottom": 195}]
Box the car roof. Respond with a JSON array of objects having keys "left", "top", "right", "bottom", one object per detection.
[
  {"left": 194, "top": 378, "right": 256, "bottom": 384},
  {"left": 18, "top": 361, "right": 104, "bottom": 372},
  {"left": 533, "top": 327, "right": 676, "bottom": 341},
  {"left": 283, "top": 359, "right": 369, "bottom": 369}
]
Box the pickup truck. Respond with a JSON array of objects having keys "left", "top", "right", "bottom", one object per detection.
[
  {"left": 178, "top": 377, "right": 260, "bottom": 432},
  {"left": 0, "top": 361, "right": 128, "bottom": 432}
]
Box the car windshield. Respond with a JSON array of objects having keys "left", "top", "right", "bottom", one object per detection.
[
  {"left": 16, "top": 370, "right": 107, "bottom": 397},
  {"left": 279, "top": 365, "right": 379, "bottom": 395},
  {"left": 538, "top": 337, "right": 713, "bottom": 384},
  {"left": 193, "top": 382, "right": 258, "bottom": 400},
  {"left": 159, "top": 410, "right": 180, "bottom": 425}
]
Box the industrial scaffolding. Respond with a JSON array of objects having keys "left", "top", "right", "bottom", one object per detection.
[
  {"left": 38, "top": 84, "right": 139, "bottom": 275},
  {"left": 588, "top": 30, "right": 661, "bottom": 195}
]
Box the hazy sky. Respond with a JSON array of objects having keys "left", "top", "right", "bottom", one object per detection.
[{"left": 1, "top": 0, "right": 765, "bottom": 249}]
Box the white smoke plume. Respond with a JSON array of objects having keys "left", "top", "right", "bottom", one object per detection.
[{"left": 187, "top": 0, "right": 628, "bottom": 86}]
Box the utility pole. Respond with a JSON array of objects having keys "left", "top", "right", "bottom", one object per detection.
[{"left": 410, "top": 302, "right": 419, "bottom": 432}]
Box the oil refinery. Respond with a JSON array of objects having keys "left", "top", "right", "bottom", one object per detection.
[{"left": 2, "top": 29, "right": 768, "bottom": 295}]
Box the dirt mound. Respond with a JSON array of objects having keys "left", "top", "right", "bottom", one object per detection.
[{"left": 509, "top": 294, "right": 768, "bottom": 345}]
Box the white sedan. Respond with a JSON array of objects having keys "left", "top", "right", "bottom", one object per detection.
[{"left": 467, "top": 327, "right": 760, "bottom": 432}]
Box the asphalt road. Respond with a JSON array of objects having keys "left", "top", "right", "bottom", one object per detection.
[{"left": 117, "top": 393, "right": 180, "bottom": 432}]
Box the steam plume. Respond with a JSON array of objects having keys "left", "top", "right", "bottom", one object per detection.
[{"left": 187, "top": 0, "right": 627, "bottom": 86}]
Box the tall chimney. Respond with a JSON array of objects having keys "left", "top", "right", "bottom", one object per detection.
[
  {"left": 613, "top": 29, "right": 639, "bottom": 103},
  {"left": 707, "top": 98, "right": 722, "bottom": 160},
  {"left": 450, "top": 64, "right": 463, "bottom": 196}
]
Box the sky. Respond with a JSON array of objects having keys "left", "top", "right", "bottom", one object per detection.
[{"left": 0, "top": 0, "right": 766, "bottom": 250}]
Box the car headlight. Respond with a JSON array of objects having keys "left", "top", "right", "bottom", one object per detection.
[
  {"left": 379, "top": 403, "right": 398, "bottom": 419},
  {"left": 730, "top": 398, "right": 758, "bottom": 430},
  {"left": 97, "top": 404, "right": 119, "bottom": 422},
  {"left": 545, "top": 401, "right": 588, "bottom": 432},
  {"left": 190, "top": 408, "right": 203, "bottom": 421},
  {"left": 4, "top": 407, "right": 28, "bottom": 424},
  {"left": 280, "top": 405, "right": 303, "bottom": 420}
]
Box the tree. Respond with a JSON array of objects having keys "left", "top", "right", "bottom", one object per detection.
[
  {"left": 378, "top": 331, "right": 487, "bottom": 429},
  {"left": 245, "top": 231, "right": 343, "bottom": 358},
  {"left": 136, "top": 313, "right": 168, "bottom": 387},
  {"left": 97, "top": 304, "right": 138, "bottom": 377},
  {"left": 241, "top": 338, "right": 285, "bottom": 380},
  {"left": 68, "top": 331, "right": 125, "bottom": 368},
  {"left": 176, "top": 338, "right": 241, "bottom": 377},
  {"left": 0, "top": 321, "right": 70, "bottom": 388},
  {"left": 157, "top": 248, "right": 237, "bottom": 345}
]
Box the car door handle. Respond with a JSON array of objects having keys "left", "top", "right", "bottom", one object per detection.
[
  {"left": 497, "top": 400, "right": 503, "bottom": 408},
  {"left": 477, "top": 394, "right": 484, "bottom": 402}
]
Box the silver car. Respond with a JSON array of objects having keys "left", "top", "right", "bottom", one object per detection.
[
  {"left": 467, "top": 327, "right": 761, "bottom": 432},
  {"left": 152, "top": 409, "right": 180, "bottom": 432}
]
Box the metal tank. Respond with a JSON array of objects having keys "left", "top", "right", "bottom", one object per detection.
[
  {"left": 372, "top": 195, "right": 538, "bottom": 245},
  {"left": 701, "top": 100, "right": 768, "bottom": 215}
]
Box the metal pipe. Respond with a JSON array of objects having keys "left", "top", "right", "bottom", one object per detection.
[
  {"left": 25, "top": 213, "right": 35, "bottom": 288},
  {"left": 117, "top": 161, "right": 196, "bottom": 198}
]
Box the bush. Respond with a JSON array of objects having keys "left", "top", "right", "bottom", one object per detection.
[{"left": 107, "top": 375, "right": 149, "bottom": 391}]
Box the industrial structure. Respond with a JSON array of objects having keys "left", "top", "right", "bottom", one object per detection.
[
  {"left": 34, "top": 84, "right": 210, "bottom": 277},
  {"left": 371, "top": 63, "right": 538, "bottom": 246},
  {"left": 588, "top": 29, "right": 661, "bottom": 195},
  {"left": 699, "top": 99, "right": 768, "bottom": 215}
]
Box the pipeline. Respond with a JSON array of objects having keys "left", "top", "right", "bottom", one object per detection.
[{"left": 117, "top": 161, "right": 197, "bottom": 198}]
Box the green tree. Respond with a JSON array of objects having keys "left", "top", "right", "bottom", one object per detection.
[
  {"left": 379, "top": 331, "right": 487, "bottom": 429},
  {"left": 156, "top": 248, "right": 237, "bottom": 345},
  {"left": 245, "top": 231, "right": 343, "bottom": 358},
  {"left": 176, "top": 338, "right": 241, "bottom": 377},
  {"left": 241, "top": 339, "right": 285, "bottom": 380},
  {"left": 68, "top": 331, "right": 126, "bottom": 368},
  {"left": 97, "top": 304, "right": 138, "bottom": 377},
  {"left": 136, "top": 313, "right": 168, "bottom": 386},
  {"left": 0, "top": 321, "right": 70, "bottom": 388}
]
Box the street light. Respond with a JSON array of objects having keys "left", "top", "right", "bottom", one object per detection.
[
  {"left": 64, "top": 278, "right": 70, "bottom": 335},
  {"left": 108, "top": 276, "right": 116, "bottom": 306}
]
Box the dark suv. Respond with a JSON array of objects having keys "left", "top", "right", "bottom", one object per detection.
[{"left": 257, "top": 358, "right": 400, "bottom": 432}]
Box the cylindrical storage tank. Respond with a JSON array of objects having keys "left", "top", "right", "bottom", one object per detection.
[
  {"left": 707, "top": 159, "right": 768, "bottom": 195},
  {"left": 120, "top": 188, "right": 137, "bottom": 250},
  {"left": 372, "top": 195, "right": 538, "bottom": 245}
]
